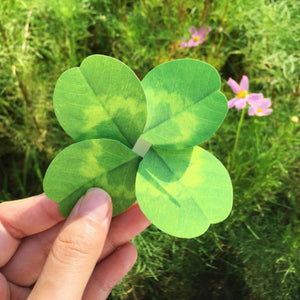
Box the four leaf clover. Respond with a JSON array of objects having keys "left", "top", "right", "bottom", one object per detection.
[{"left": 43, "top": 55, "right": 233, "bottom": 238}]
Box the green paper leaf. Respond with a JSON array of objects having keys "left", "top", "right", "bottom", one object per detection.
[
  {"left": 43, "top": 139, "right": 141, "bottom": 217},
  {"left": 43, "top": 55, "right": 233, "bottom": 236},
  {"left": 141, "top": 59, "right": 228, "bottom": 149},
  {"left": 136, "top": 146, "right": 233, "bottom": 238},
  {"left": 53, "top": 55, "right": 147, "bottom": 148}
]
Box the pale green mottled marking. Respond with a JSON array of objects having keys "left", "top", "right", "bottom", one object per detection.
[
  {"left": 141, "top": 59, "right": 228, "bottom": 149},
  {"left": 45, "top": 56, "right": 233, "bottom": 235},
  {"left": 136, "top": 146, "right": 233, "bottom": 238},
  {"left": 53, "top": 55, "right": 147, "bottom": 148},
  {"left": 43, "top": 139, "right": 141, "bottom": 217}
]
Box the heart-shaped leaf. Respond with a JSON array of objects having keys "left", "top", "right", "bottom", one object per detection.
[
  {"left": 53, "top": 55, "right": 147, "bottom": 148},
  {"left": 136, "top": 146, "right": 233, "bottom": 238},
  {"left": 141, "top": 59, "right": 228, "bottom": 149},
  {"left": 43, "top": 139, "right": 141, "bottom": 217}
]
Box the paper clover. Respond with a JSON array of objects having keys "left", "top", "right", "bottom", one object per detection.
[{"left": 43, "top": 55, "right": 233, "bottom": 238}]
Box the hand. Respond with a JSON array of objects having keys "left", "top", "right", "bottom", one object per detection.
[{"left": 0, "top": 188, "right": 151, "bottom": 299}]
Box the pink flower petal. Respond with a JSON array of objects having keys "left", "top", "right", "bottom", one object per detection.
[
  {"left": 263, "top": 108, "right": 273, "bottom": 115},
  {"left": 197, "top": 27, "right": 205, "bottom": 37},
  {"left": 247, "top": 93, "right": 264, "bottom": 103},
  {"left": 235, "top": 99, "right": 247, "bottom": 110},
  {"left": 248, "top": 106, "right": 255, "bottom": 116},
  {"left": 179, "top": 42, "right": 188, "bottom": 47},
  {"left": 199, "top": 37, "right": 205, "bottom": 44},
  {"left": 249, "top": 106, "right": 273, "bottom": 117},
  {"left": 261, "top": 98, "right": 272, "bottom": 108},
  {"left": 240, "top": 75, "right": 249, "bottom": 91},
  {"left": 188, "top": 39, "right": 198, "bottom": 47},
  {"left": 227, "top": 78, "right": 241, "bottom": 94},
  {"left": 228, "top": 98, "right": 238, "bottom": 109},
  {"left": 189, "top": 26, "right": 197, "bottom": 35},
  {"left": 252, "top": 98, "right": 271, "bottom": 109}
]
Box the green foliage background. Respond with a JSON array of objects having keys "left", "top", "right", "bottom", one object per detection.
[{"left": 0, "top": 0, "right": 299, "bottom": 299}]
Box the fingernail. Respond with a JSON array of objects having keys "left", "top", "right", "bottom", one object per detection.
[{"left": 77, "top": 188, "right": 111, "bottom": 221}]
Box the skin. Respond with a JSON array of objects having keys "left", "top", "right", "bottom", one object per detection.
[{"left": 0, "top": 188, "right": 151, "bottom": 299}]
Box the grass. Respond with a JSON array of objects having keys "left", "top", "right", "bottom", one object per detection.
[{"left": 0, "top": 0, "right": 299, "bottom": 299}]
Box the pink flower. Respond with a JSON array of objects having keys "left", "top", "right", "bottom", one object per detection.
[
  {"left": 227, "top": 75, "right": 273, "bottom": 116},
  {"left": 248, "top": 97, "right": 273, "bottom": 116},
  {"left": 227, "top": 75, "right": 250, "bottom": 109},
  {"left": 179, "top": 26, "right": 211, "bottom": 48}
]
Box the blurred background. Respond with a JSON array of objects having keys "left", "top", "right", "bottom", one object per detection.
[{"left": 0, "top": 0, "right": 299, "bottom": 299}]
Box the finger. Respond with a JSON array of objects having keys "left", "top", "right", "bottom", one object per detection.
[
  {"left": 0, "top": 193, "right": 64, "bottom": 267},
  {"left": 1, "top": 222, "right": 64, "bottom": 286},
  {"left": 0, "top": 272, "right": 9, "bottom": 300},
  {"left": 101, "top": 202, "right": 151, "bottom": 259},
  {"left": 83, "top": 242, "right": 137, "bottom": 300},
  {"left": 28, "top": 188, "right": 112, "bottom": 300},
  {"left": 2, "top": 203, "right": 150, "bottom": 287},
  {"left": 0, "top": 273, "right": 30, "bottom": 300}
]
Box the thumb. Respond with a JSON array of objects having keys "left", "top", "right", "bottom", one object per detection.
[{"left": 28, "top": 188, "right": 112, "bottom": 300}]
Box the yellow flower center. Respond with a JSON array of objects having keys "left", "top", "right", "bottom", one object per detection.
[
  {"left": 193, "top": 36, "right": 200, "bottom": 42},
  {"left": 257, "top": 108, "right": 263, "bottom": 113},
  {"left": 291, "top": 116, "right": 299, "bottom": 123},
  {"left": 237, "top": 90, "right": 248, "bottom": 99}
]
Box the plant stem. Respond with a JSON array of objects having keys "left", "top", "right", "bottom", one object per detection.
[
  {"left": 227, "top": 106, "right": 246, "bottom": 169},
  {"left": 233, "top": 106, "right": 246, "bottom": 155}
]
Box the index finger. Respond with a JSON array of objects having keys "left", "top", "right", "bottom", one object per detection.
[{"left": 0, "top": 193, "right": 64, "bottom": 267}]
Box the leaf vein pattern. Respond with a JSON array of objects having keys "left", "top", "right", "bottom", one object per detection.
[
  {"left": 151, "top": 148, "right": 210, "bottom": 222},
  {"left": 79, "top": 69, "right": 132, "bottom": 147},
  {"left": 59, "top": 156, "right": 140, "bottom": 203},
  {"left": 145, "top": 89, "right": 221, "bottom": 131}
]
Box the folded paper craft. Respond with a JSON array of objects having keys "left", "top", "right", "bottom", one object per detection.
[{"left": 43, "top": 55, "right": 233, "bottom": 238}]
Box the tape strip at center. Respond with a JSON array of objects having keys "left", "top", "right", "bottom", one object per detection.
[{"left": 132, "top": 137, "right": 152, "bottom": 157}]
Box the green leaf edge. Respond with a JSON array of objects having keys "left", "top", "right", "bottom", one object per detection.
[
  {"left": 135, "top": 145, "right": 233, "bottom": 238},
  {"left": 53, "top": 54, "right": 147, "bottom": 148},
  {"left": 43, "top": 138, "right": 141, "bottom": 218},
  {"left": 140, "top": 58, "right": 228, "bottom": 149}
]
